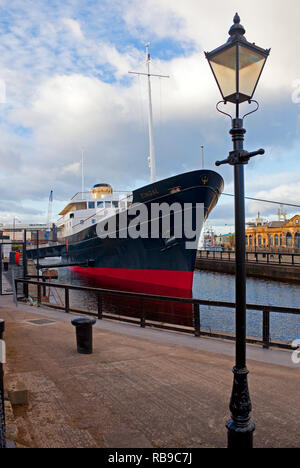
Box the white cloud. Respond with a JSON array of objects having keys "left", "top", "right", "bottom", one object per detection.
[
  {"left": 0, "top": 0, "right": 299, "bottom": 225},
  {"left": 62, "top": 162, "right": 80, "bottom": 174},
  {"left": 248, "top": 184, "right": 300, "bottom": 217},
  {"left": 124, "top": 0, "right": 300, "bottom": 97},
  {"left": 62, "top": 18, "right": 84, "bottom": 41}
]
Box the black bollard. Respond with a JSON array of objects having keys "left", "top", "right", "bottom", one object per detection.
[{"left": 71, "top": 317, "right": 96, "bottom": 355}]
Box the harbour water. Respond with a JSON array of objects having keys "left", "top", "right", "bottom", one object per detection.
[
  {"left": 194, "top": 271, "right": 300, "bottom": 344},
  {"left": 52, "top": 266, "right": 300, "bottom": 345}
]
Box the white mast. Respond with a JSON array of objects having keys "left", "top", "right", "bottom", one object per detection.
[
  {"left": 81, "top": 148, "right": 85, "bottom": 198},
  {"left": 201, "top": 145, "right": 205, "bottom": 169},
  {"left": 129, "top": 45, "right": 169, "bottom": 184},
  {"left": 146, "top": 44, "right": 156, "bottom": 183}
]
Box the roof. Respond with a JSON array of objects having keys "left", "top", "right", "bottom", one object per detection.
[
  {"left": 216, "top": 233, "right": 233, "bottom": 238},
  {"left": 59, "top": 201, "right": 86, "bottom": 216},
  {"left": 93, "top": 184, "right": 112, "bottom": 188},
  {"left": 267, "top": 221, "right": 285, "bottom": 228}
]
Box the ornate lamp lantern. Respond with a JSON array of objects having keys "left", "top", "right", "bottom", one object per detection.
[{"left": 206, "top": 13, "right": 270, "bottom": 107}]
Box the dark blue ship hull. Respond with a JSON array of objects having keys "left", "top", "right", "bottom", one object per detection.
[{"left": 28, "top": 170, "right": 224, "bottom": 296}]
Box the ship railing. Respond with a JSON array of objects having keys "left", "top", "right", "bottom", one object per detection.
[
  {"left": 14, "top": 278, "right": 300, "bottom": 351},
  {"left": 56, "top": 216, "right": 64, "bottom": 226},
  {"left": 71, "top": 194, "right": 133, "bottom": 231},
  {"left": 71, "top": 191, "right": 132, "bottom": 202}
]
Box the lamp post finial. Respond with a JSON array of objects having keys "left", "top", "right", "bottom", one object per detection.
[
  {"left": 228, "top": 12, "right": 246, "bottom": 40},
  {"left": 234, "top": 12, "right": 240, "bottom": 24}
]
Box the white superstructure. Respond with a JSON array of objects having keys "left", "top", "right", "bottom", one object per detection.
[{"left": 56, "top": 184, "right": 132, "bottom": 238}]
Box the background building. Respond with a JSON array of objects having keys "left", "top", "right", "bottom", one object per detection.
[
  {"left": 246, "top": 212, "right": 300, "bottom": 250},
  {"left": 0, "top": 223, "right": 55, "bottom": 244},
  {"left": 214, "top": 233, "right": 235, "bottom": 250}
]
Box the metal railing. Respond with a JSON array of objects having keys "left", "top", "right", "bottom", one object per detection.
[
  {"left": 198, "top": 249, "right": 300, "bottom": 266},
  {"left": 15, "top": 278, "right": 300, "bottom": 351},
  {"left": 70, "top": 191, "right": 132, "bottom": 201},
  {"left": 0, "top": 241, "right": 27, "bottom": 296},
  {"left": 0, "top": 389, "right": 5, "bottom": 449},
  {"left": 0, "top": 320, "right": 6, "bottom": 449}
]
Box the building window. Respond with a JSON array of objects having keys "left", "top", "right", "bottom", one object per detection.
[
  {"left": 112, "top": 201, "right": 119, "bottom": 208},
  {"left": 258, "top": 235, "right": 262, "bottom": 246},
  {"left": 269, "top": 235, "right": 274, "bottom": 246},
  {"left": 295, "top": 233, "right": 300, "bottom": 248},
  {"left": 286, "top": 232, "right": 292, "bottom": 247},
  {"left": 70, "top": 213, "right": 74, "bottom": 219},
  {"left": 274, "top": 234, "right": 279, "bottom": 246},
  {"left": 105, "top": 201, "right": 111, "bottom": 208},
  {"left": 88, "top": 202, "right": 95, "bottom": 209},
  {"left": 249, "top": 235, "right": 253, "bottom": 246},
  {"left": 280, "top": 234, "right": 283, "bottom": 246},
  {"left": 97, "top": 201, "right": 104, "bottom": 208}
]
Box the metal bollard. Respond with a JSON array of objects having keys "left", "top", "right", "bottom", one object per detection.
[{"left": 71, "top": 317, "right": 96, "bottom": 355}]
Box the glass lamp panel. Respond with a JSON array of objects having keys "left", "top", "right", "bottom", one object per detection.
[
  {"left": 209, "top": 45, "right": 237, "bottom": 99},
  {"left": 238, "top": 44, "right": 266, "bottom": 98}
]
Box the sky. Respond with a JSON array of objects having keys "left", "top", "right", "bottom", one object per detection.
[{"left": 0, "top": 0, "right": 299, "bottom": 233}]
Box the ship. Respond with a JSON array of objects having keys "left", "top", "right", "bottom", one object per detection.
[
  {"left": 27, "top": 170, "right": 223, "bottom": 298},
  {"left": 26, "top": 45, "right": 224, "bottom": 301}
]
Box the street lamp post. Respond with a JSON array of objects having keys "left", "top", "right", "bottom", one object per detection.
[
  {"left": 12, "top": 216, "right": 21, "bottom": 242},
  {"left": 205, "top": 13, "right": 270, "bottom": 448}
]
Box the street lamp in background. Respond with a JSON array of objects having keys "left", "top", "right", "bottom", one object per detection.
[
  {"left": 225, "top": 224, "right": 234, "bottom": 249},
  {"left": 205, "top": 13, "right": 270, "bottom": 448},
  {"left": 12, "top": 216, "right": 21, "bottom": 242}
]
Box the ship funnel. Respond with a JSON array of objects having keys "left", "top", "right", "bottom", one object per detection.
[{"left": 91, "top": 184, "right": 113, "bottom": 199}]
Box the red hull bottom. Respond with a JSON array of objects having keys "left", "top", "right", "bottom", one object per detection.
[
  {"left": 70, "top": 267, "right": 194, "bottom": 327},
  {"left": 71, "top": 267, "right": 193, "bottom": 298}
]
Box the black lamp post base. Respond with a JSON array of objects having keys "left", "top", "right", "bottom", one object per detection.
[
  {"left": 226, "top": 419, "right": 255, "bottom": 448},
  {"left": 226, "top": 367, "right": 255, "bottom": 448}
]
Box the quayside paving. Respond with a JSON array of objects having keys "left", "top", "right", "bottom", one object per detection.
[{"left": 0, "top": 296, "right": 299, "bottom": 448}]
